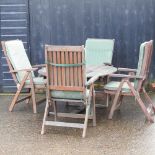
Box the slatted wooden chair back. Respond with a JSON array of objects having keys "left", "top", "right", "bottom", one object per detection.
[
  {"left": 45, "top": 45, "right": 85, "bottom": 93},
  {"left": 135, "top": 40, "right": 153, "bottom": 91}
]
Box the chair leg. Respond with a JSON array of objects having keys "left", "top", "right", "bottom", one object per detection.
[
  {"left": 9, "top": 87, "right": 23, "bottom": 112},
  {"left": 106, "top": 94, "right": 109, "bottom": 107},
  {"left": 53, "top": 101, "right": 57, "bottom": 121},
  {"left": 25, "top": 97, "right": 31, "bottom": 104},
  {"left": 92, "top": 90, "right": 96, "bottom": 127},
  {"left": 9, "top": 72, "right": 30, "bottom": 112},
  {"left": 31, "top": 87, "right": 37, "bottom": 114},
  {"left": 29, "top": 73, "right": 37, "bottom": 114},
  {"left": 25, "top": 89, "right": 31, "bottom": 104},
  {"left": 119, "top": 95, "right": 123, "bottom": 105},
  {"left": 134, "top": 92, "right": 153, "bottom": 122},
  {"left": 115, "top": 95, "right": 124, "bottom": 110},
  {"left": 108, "top": 80, "right": 125, "bottom": 119},
  {"left": 82, "top": 103, "right": 90, "bottom": 138},
  {"left": 127, "top": 81, "right": 154, "bottom": 123},
  {"left": 41, "top": 99, "right": 49, "bottom": 135},
  {"left": 142, "top": 87, "right": 155, "bottom": 112}
]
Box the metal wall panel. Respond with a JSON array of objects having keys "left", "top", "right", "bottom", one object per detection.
[
  {"left": 0, "top": 0, "right": 29, "bottom": 92},
  {"left": 29, "top": 0, "right": 155, "bottom": 80}
]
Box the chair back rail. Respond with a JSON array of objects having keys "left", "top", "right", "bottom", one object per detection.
[{"left": 45, "top": 45, "right": 85, "bottom": 92}]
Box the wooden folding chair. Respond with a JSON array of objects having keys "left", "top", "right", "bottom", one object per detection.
[
  {"left": 1, "top": 40, "right": 46, "bottom": 113},
  {"left": 104, "top": 40, "right": 155, "bottom": 122},
  {"left": 41, "top": 45, "right": 98, "bottom": 138}
]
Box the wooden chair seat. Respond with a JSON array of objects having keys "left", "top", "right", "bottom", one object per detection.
[
  {"left": 104, "top": 81, "right": 134, "bottom": 93},
  {"left": 25, "top": 77, "right": 46, "bottom": 85},
  {"left": 51, "top": 89, "right": 89, "bottom": 100}
]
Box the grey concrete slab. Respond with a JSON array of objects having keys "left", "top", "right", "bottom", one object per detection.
[{"left": 0, "top": 94, "right": 155, "bottom": 155}]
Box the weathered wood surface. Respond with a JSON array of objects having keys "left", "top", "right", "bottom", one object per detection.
[
  {"left": 46, "top": 45, "right": 85, "bottom": 91},
  {"left": 38, "top": 64, "right": 117, "bottom": 78}
]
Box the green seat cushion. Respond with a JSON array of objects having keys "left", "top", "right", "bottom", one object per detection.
[
  {"left": 5, "top": 40, "right": 34, "bottom": 82},
  {"left": 104, "top": 81, "right": 134, "bottom": 93},
  {"left": 85, "top": 38, "right": 114, "bottom": 66},
  {"left": 25, "top": 77, "right": 46, "bottom": 85},
  {"left": 51, "top": 89, "right": 89, "bottom": 100}
]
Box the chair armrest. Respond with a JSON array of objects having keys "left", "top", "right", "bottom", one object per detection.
[
  {"left": 10, "top": 68, "right": 38, "bottom": 73},
  {"left": 85, "top": 75, "right": 100, "bottom": 86},
  {"left": 118, "top": 68, "right": 137, "bottom": 72},
  {"left": 108, "top": 73, "right": 144, "bottom": 79},
  {"left": 32, "top": 64, "right": 46, "bottom": 68}
]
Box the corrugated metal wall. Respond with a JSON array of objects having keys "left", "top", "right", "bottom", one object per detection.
[
  {"left": 29, "top": 0, "right": 155, "bottom": 77},
  {"left": 0, "top": 0, "right": 155, "bottom": 92},
  {"left": 0, "top": 0, "right": 29, "bottom": 92}
]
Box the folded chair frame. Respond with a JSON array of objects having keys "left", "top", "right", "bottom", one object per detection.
[{"left": 105, "top": 75, "right": 155, "bottom": 122}]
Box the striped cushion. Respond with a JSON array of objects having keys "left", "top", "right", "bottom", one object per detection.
[
  {"left": 85, "top": 38, "right": 114, "bottom": 66},
  {"left": 26, "top": 77, "right": 46, "bottom": 85},
  {"left": 51, "top": 89, "right": 89, "bottom": 100},
  {"left": 5, "top": 40, "right": 34, "bottom": 82}
]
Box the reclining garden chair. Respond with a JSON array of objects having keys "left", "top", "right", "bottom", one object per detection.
[
  {"left": 1, "top": 40, "right": 46, "bottom": 113},
  {"left": 85, "top": 38, "right": 115, "bottom": 107},
  {"left": 41, "top": 45, "right": 98, "bottom": 138},
  {"left": 85, "top": 38, "right": 115, "bottom": 66},
  {"left": 104, "top": 40, "right": 155, "bottom": 122}
]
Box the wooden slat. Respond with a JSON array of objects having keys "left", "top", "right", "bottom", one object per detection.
[
  {"left": 46, "top": 46, "right": 83, "bottom": 52},
  {"left": 77, "top": 51, "right": 82, "bottom": 86},
  {"left": 53, "top": 51, "right": 57, "bottom": 86},
  {"left": 57, "top": 51, "right": 61, "bottom": 86},
  {"left": 69, "top": 51, "right": 74, "bottom": 86},
  {"left": 49, "top": 51, "right": 54, "bottom": 85},
  {"left": 65, "top": 51, "right": 70, "bottom": 86},
  {"left": 61, "top": 51, "right": 65, "bottom": 86},
  {"left": 49, "top": 85, "right": 84, "bottom": 91},
  {"left": 82, "top": 46, "right": 86, "bottom": 92},
  {"left": 73, "top": 51, "right": 78, "bottom": 86},
  {"left": 49, "top": 112, "right": 93, "bottom": 119},
  {"left": 44, "top": 121, "right": 84, "bottom": 128},
  {"left": 52, "top": 98, "right": 84, "bottom": 102}
]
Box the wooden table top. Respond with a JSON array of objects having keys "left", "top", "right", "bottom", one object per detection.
[{"left": 38, "top": 64, "right": 117, "bottom": 78}]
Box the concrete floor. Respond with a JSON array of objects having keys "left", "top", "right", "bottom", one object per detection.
[{"left": 0, "top": 94, "right": 155, "bottom": 155}]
